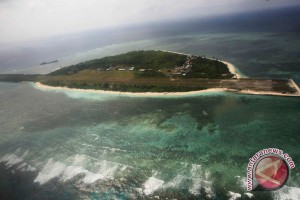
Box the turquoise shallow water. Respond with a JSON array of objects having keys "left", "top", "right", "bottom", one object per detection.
[
  {"left": 0, "top": 31, "right": 300, "bottom": 199},
  {"left": 0, "top": 82, "right": 299, "bottom": 199}
]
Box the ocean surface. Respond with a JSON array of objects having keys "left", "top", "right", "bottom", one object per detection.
[
  {"left": 2, "top": 32, "right": 300, "bottom": 85},
  {"left": 0, "top": 81, "right": 299, "bottom": 200},
  {"left": 1, "top": 11, "right": 300, "bottom": 200}
]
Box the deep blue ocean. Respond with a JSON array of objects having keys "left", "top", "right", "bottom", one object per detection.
[{"left": 0, "top": 7, "right": 300, "bottom": 200}]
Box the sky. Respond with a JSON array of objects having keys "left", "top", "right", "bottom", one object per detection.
[{"left": 0, "top": 0, "right": 300, "bottom": 44}]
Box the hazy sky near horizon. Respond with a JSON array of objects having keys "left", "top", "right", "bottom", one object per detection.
[{"left": 1, "top": 0, "right": 300, "bottom": 44}]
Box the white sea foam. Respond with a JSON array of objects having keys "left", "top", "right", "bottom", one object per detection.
[
  {"left": 189, "top": 178, "right": 202, "bottom": 195},
  {"left": 25, "top": 165, "right": 37, "bottom": 172},
  {"left": 82, "top": 171, "right": 104, "bottom": 184},
  {"left": 143, "top": 177, "right": 164, "bottom": 195},
  {"left": 18, "top": 162, "right": 36, "bottom": 172},
  {"left": 205, "top": 171, "right": 211, "bottom": 180},
  {"left": 240, "top": 177, "right": 247, "bottom": 189},
  {"left": 88, "top": 133, "right": 99, "bottom": 141},
  {"left": 102, "top": 146, "right": 127, "bottom": 153},
  {"left": 34, "top": 158, "right": 66, "bottom": 185},
  {"left": 273, "top": 186, "right": 300, "bottom": 200},
  {"left": 17, "top": 126, "right": 24, "bottom": 131},
  {"left": 202, "top": 178, "right": 214, "bottom": 199},
  {"left": 235, "top": 176, "right": 247, "bottom": 189},
  {"left": 33, "top": 157, "right": 123, "bottom": 185},
  {"left": 98, "top": 160, "right": 119, "bottom": 178},
  {"left": 81, "top": 143, "right": 93, "bottom": 147},
  {"left": 120, "top": 165, "right": 127, "bottom": 171},
  {"left": 0, "top": 153, "right": 36, "bottom": 172},
  {"left": 2, "top": 151, "right": 217, "bottom": 198},
  {"left": 17, "top": 163, "right": 27, "bottom": 169},
  {"left": 72, "top": 154, "right": 87, "bottom": 165},
  {"left": 0, "top": 154, "right": 23, "bottom": 168},
  {"left": 189, "top": 164, "right": 202, "bottom": 195},
  {"left": 164, "top": 175, "right": 184, "bottom": 188},
  {"left": 163, "top": 169, "right": 214, "bottom": 198},
  {"left": 180, "top": 162, "right": 189, "bottom": 168},
  {"left": 135, "top": 188, "right": 144, "bottom": 196},
  {"left": 14, "top": 148, "right": 22, "bottom": 154},
  {"left": 32, "top": 82, "right": 116, "bottom": 101},
  {"left": 21, "top": 150, "right": 29, "bottom": 158},
  {"left": 152, "top": 170, "right": 159, "bottom": 177},
  {"left": 163, "top": 163, "right": 214, "bottom": 198},
  {"left": 60, "top": 166, "right": 86, "bottom": 182},
  {"left": 191, "top": 164, "right": 201, "bottom": 178},
  {"left": 58, "top": 90, "right": 116, "bottom": 101},
  {"left": 227, "top": 191, "right": 241, "bottom": 200},
  {"left": 244, "top": 192, "right": 253, "bottom": 198},
  {"left": 204, "top": 185, "right": 214, "bottom": 199}
]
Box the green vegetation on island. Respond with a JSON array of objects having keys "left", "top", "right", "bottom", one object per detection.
[
  {"left": 37, "top": 50, "right": 233, "bottom": 92},
  {"left": 50, "top": 50, "right": 232, "bottom": 79}
]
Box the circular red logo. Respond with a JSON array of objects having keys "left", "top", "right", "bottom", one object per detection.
[{"left": 255, "top": 155, "right": 289, "bottom": 190}]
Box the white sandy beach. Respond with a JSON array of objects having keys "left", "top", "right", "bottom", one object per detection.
[
  {"left": 289, "top": 79, "right": 300, "bottom": 94},
  {"left": 220, "top": 60, "right": 241, "bottom": 79},
  {"left": 34, "top": 82, "right": 228, "bottom": 97},
  {"left": 238, "top": 90, "right": 300, "bottom": 97},
  {"left": 34, "top": 82, "right": 300, "bottom": 97},
  {"left": 159, "top": 50, "right": 243, "bottom": 79}
]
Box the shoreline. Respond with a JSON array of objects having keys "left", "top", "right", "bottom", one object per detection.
[
  {"left": 238, "top": 89, "right": 300, "bottom": 97},
  {"left": 289, "top": 79, "right": 300, "bottom": 94},
  {"left": 159, "top": 50, "right": 243, "bottom": 79},
  {"left": 34, "top": 82, "right": 300, "bottom": 97},
  {"left": 34, "top": 82, "right": 228, "bottom": 97},
  {"left": 220, "top": 60, "right": 242, "bottom": 79}
]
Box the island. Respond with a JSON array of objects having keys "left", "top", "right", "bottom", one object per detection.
[{"left": 0, "top": 50, "right": 299, "bottom": 96}]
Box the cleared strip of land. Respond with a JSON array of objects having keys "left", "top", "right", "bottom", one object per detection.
[
  {"left": 36, "top": 70, "right": 298, "bottom": 95},
  {"left": 1, "top": 73, "right": 299, "bottom": 96}
]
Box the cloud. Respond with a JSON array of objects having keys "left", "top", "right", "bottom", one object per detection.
[
  {"left": 0, "top": 0, "right": 299, "bottom": 43},
  {"left": 0, "top": 0, "right": 12, "bottom": 3}
]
